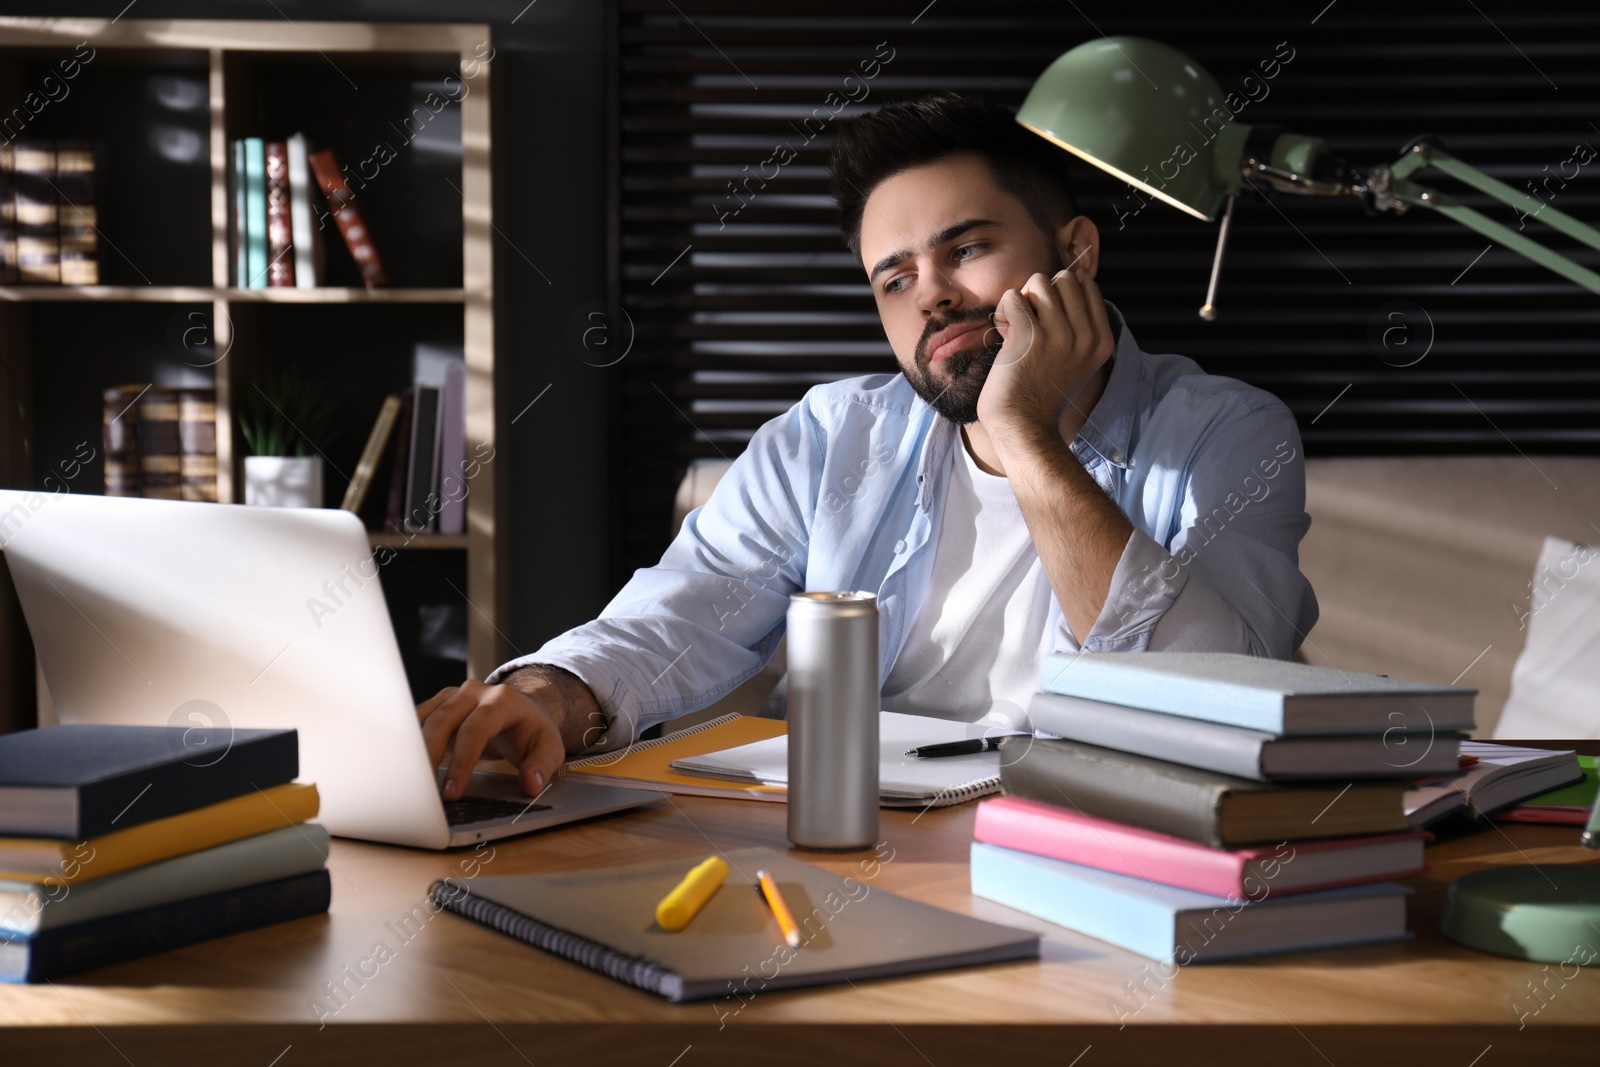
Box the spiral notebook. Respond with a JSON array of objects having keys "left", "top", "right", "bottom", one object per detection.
[
  {"left": 427, "top": 846, "right": 1038, "bottom": 1003},
  {"left": 668, "top": 711, "right": 1004, "bottom": 808}
]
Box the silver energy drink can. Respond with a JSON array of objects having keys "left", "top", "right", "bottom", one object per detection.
[{"left": 786, "top": 590, "right": 879, "bottom": 850}]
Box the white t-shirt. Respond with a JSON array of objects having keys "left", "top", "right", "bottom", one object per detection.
[{"left": 880, "top": 430, "right": 1055, "bottom": 728}]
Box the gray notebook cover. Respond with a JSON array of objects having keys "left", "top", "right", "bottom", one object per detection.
[{"left": 430, "top": 846, "right": 1038, "bottom": 1002}]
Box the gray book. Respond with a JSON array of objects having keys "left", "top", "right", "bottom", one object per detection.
[
  {"left": 1040, "top": 652, "right": 1476, "bottom": 735},
  {"left": 1027, "top": 691, "right": 1465, "bottom": 780},
  {"left": 428, "top": 846, "right": 1038, "bottom": 1003}
]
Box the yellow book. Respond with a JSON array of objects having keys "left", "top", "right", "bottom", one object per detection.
[
  {"left": 0, "top": 782, "right": 320, "bottom": 885},
  {"left": 558, "top": 714, "right": 787, "bottom": 801}
]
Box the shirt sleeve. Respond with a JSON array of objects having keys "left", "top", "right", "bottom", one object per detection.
[
  {"left": 485, "top": 394, "right": 823, "bottom": 739},
  {"left": 1063, "top": 399, "right": 1318, "bottom": 658}
]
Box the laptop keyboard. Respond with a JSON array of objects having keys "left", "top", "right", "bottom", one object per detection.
[{"left": 443, "top": 795, "right": 551, "bottom": 826}]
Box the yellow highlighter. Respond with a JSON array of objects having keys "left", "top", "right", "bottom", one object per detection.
[{"left": 655, "top": 855, "right": 729, "bottom": 931}]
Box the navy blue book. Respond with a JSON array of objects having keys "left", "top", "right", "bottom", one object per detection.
[
  {"left": 0, "top": 869, "right": 330, "bottom": 982},
  {"left": 0, "top": 724, "right": 298, "bottom": 838}
]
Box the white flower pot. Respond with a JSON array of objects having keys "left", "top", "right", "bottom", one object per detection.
[{"left": 244, "top": 455, "right": 324, "bottom": 508}]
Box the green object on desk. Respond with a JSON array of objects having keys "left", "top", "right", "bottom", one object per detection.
[
  {"left": 1521, "top": 754, "right": 1600, "bottom": 809},
  {"left": 1441, "top": 864, "right": 1600, "bottom": 965}
]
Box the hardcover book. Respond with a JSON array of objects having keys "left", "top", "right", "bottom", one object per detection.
[
  {"left": 998, "top": 737, "right": 1409, "bottom": 849},
  {"left": 0, "top": 724, "right": 299, "bottom": 839},
  {"left": 1039, "top": 652, "right": 1475, "bottom": 735}
]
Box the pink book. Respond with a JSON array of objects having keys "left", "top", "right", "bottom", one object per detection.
[{"left": 973, "top": 795, "right": 1429, "bottom": 899}]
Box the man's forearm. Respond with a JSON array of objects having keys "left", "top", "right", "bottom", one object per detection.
[
  {"left": 999, "top": 426, "right": 1133, "bottom": 641},
  {"left": 501, "top": 664, "right": 612, "bottom": 755}
]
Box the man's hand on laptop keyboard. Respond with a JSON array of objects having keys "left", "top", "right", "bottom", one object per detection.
[{"left": 416, "top": 670, "right": 601, "bottom": 802}]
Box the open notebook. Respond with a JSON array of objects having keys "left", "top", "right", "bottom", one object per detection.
[{"left": 669, "top": 711, "right": 1004, "bottom": 808}]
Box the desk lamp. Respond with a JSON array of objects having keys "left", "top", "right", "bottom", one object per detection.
[{"left": 1017, "top": 36, "right": 1600, "bottom": 319}]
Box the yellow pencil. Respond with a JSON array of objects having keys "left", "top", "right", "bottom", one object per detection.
[
  {"left": 756, "top": 868, "right": 802, "bottom": 949},
  {"left": 655, "top": 855, "right": 728, "bottom": 931}
]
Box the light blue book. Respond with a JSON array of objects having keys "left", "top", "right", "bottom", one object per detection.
[
  {"left": 1038, "top": 651, "right": 1475, "bottom": 736},
  {"left": 232, "top": 139, "right": 248, "bottom": 286},
  {"left": 0, "top": 824, "right": 328, "bottom": 935},
  {"left": 243, "top": 137, "right": 268, "bottom": 289},
  {"left": 971, "top": 842, "right": 1410, "bottom": 963}
]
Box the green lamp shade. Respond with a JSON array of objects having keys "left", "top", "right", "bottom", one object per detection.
[
  {"left": 1017, "top": 36, "right": 1251, "bottom": 221},
  {"left": 1441, "top": 864, "right": 1600, "bottom": 965}
]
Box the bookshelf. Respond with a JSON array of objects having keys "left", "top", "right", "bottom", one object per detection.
[{"left": 0, "top": 18, "right": 506, "bottom": 727}]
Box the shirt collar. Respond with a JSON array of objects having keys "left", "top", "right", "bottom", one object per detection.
[{"left": 1069, "top": 300, "right": 1141, "bottom": 470}]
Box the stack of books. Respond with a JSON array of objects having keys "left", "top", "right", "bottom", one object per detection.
[
  {"left": 971, "top": 652, "right": 1478, "bottom": 963},
  {"left": 229, "top": 135, "right": 389, "bottom": 289},
  {"left": 1, "top": 139, "right": 100, "bottom": 285},
  {"left": 0, "top": 724, "right": 329, "bottom": 983},
  {"left": 101, "top": 385, "right": 218, "bottom": 501}
]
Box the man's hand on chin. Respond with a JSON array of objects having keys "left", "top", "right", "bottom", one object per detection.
[
  {"left": 977, "top": 266, "right": 1115, "bottom": 450},
  {"left": 415, "top": 669, "right": 604, "bottom": 802}
]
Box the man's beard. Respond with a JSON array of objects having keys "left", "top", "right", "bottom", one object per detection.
[{"left": 900, "top": 247, "right": 1066, "bottom": 425}]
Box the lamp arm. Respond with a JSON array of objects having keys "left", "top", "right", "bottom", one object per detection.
[{"left": 1386, "top": 143, "right": 1600, "bottom": 293}]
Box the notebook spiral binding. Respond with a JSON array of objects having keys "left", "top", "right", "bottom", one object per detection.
[
  {"left": 427, "top": 879, "right": 683, "bottom": 1000},
  {"left": 559, "top": 712, "right": 745, "bottom": 772},
  {"left": 880, "top": 776, "right": 1001, "bottom": 809}
]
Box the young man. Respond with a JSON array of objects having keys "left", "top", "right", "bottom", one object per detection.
[{"left": 417, "top": 92, "right": 1318, "bottom": 802}]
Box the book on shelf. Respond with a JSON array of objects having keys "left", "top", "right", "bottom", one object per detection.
[
  {"left": 178, "top": 388, "right": 218, "bottom": 502},
  {"left": 308, "top": 147, "right": 390, "bottom": 289},
  {"left": 12, "top": 140, "right": 58, "bottom": 284},
  {"left": 403, "top": 383, "right": 441, "bottom": 534},
  {"left": 1026, "top": 690, "right": 1465, "bottom": 780},
  {"left": 285, "top": 132, "right": 323, "bottom": 288},
  {"left": 54, "top": 139, "right": 99, "bottom": 286},
  {"left": 429, "top": 846, "right": 1038, "bottom": 1002},
  {"left": 1404, "top": 742, "right": 1584, "bottom": 828},
  {"left": 973, "top": 795, "right": 1429, "bottom": 899},
  {"left": 231, "top": 139, "right": 248, "bottom": 288},
  {"left": 100, "top": 385, "right": 218, "bottom": 501},
  {"left": 0, "top": 724, "right": 297, "bottom": 839},
  {"left": 383, "top": 387, "right": 416, "bottom": 534},
  {"left": 437, "top": 359, "right": 467, "bottom": 535},
  {"left": 0, "top": 143, "right": 15, "bottom": 283},
  {"left": 341, "top": 393, "right": 404, "bottom": 514},
  {"left": 1039, "top": 651, "right": 1477, "bottom": 735},
  {"left": 100, "top": 384, "right": 143, "bottom": 497},
  {"left": 243, "top": 137, "right": 269, "bottom": 289},
  {"left": 997, "top": 736, "right": 1410, "bottom": 848},
  {"left": 135, "top": 386, "right": 183, "bottom": 500},
  {"left": 970, "top": 841, "right": 1411, "bottom": 964},
  {"left": 264, "top": 141, "right": 296, "bottom": 287}
]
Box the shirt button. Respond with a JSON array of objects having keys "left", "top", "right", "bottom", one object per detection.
[
  {"left": 894, "top": 540, "right": 907, "bottom": 554},
  {"left": 1111, "top": 449, "right": 1126, "bottom": 464}
]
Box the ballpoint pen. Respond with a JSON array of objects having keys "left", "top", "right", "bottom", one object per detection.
[{"left": 906, "top": 734, "right": 1029, "bottom": 759}]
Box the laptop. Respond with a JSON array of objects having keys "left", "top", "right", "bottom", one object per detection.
[{"left": 0, "top": 490, "right": 660, "bottom": 848}]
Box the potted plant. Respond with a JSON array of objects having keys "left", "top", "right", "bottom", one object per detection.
[{"left": 238, "top": 365, "right": 336, "bottom": 508}]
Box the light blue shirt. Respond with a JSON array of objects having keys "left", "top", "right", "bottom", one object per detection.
[{"left": 488, "top": 307, "right": 1319, "bottom": 739}]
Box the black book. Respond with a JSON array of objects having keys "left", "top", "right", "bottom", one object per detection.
[
  {"left": 0, "top": 724, "right": 298, "bottom": 839},
  {"left": 0, "top": 869, "right": 330, "bottom": 983},
  {"left": 403, "top": 383, "right": 440, "bottom": 534}
]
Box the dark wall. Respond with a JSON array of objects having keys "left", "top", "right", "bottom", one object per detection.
[{"left": 7, "top": 0, "right": 616, "bottom": 665}]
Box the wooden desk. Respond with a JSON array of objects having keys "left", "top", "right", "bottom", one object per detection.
[{"left": 4, "top": 788, "right": 1598, "bottom": 1066}]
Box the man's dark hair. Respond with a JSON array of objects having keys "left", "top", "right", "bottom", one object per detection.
[{"left": 829, "top": 91, "right": 1080, "bottom": 259}]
